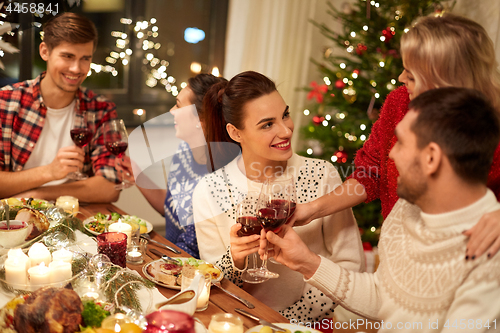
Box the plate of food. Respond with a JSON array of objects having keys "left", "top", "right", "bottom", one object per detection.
[
  {"left": 246, "top": 323, "right": 322, "bottom": 333},
  {"left": 3, "top": 197, "right": 54, "bottom": 211},
  {"left": 143, "top": 257, "right": 223, "bottom": 290},
  {"left": 83, "top": 212, "right": 153, "bottom": 235}
]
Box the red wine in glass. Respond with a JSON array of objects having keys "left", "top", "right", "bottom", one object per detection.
[
  {"left": 105, "top": 142, "right": 128, "bottom": 157},
  {"left": 236, "top": 216, "right": 263, "bottom": 237},
  {"left": 67, "top": 112, "right": 95, "bottom": 180},
  {"left": 70, "top": 128, "right": 93, "bottom": 147},
  {"left": 257, "top": 207, "right": 288, "bottom": 232},
  {"left": 236, "top": 192, "right": 269, "bottom": 284}
]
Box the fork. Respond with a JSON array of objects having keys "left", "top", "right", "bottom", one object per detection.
[{"left": 211, "top": 280, "right": 255, "bottom": 309}]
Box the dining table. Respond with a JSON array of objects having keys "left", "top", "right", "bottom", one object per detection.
[{"left": 78, "top": 202, "right": 289, "bottom": 331}]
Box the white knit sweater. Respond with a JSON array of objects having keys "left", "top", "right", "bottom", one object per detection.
[
  {"left": 193, "top": 154, "right": 365, "bottom": 321},
  {"left": 308, "top": 190, "right": 500, "bottom": 332}
]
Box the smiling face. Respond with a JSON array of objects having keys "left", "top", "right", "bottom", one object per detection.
[
  {"left": 40, "top": 41, "right": 93, "bottom": 95},
  {"left": 231, "top": 91, "right": 293, "bottom": 167},
  {"left": 389, "top": 110, "right": 428, "bottom": 204},
  {"left": 170, "top": 86, "right": 201, "bottom": 141}
]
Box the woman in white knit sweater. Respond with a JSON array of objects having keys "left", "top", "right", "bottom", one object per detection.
[{"left": 192, "top": 71, "right": 364, "bottom": 322}]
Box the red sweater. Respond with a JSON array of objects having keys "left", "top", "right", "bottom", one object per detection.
[{"left": 348, "top": 86, "right": 500, "bottom": 218}]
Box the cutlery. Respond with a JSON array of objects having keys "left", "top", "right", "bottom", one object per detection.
[
  {"left": 141, "top": 234, "right": 181, "bottom": 254},
  {"left": 234, "top": 308, "right": 285, "bottom": 332},
  {"left": 212, "top": 281, "right": 255, "bottom": 309},
  {"left": 149, "top": 248, "right": 181, "bottom": 265}
]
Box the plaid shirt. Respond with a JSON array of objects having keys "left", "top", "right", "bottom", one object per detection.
[{"left": 0, "top": 72, "right": 120, "bottom": 184}]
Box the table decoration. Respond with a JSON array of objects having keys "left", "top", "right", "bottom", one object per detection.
[
  {"left": 208, "top": 313, "right": 244, "bottom": 333},
  {"left": 144, "top": 310, "right": 196, "bottom": 333},
  {"left": 108, "top": 221, "right": 133, "bottom": 244},
  {"left": 55, "top": 195, "right": 79, "bottom": 215},
  {"left": 97, "top": 232, "right": 127, "bottom": 267},
  {"left": 127, "top": 238, "right": 147, "bottom": 264}
]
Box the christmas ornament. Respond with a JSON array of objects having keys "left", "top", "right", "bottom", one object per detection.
[
  {"left": 312, "top": 115, "right": 325, "bottom": 126},
  {"left": 343, "top": 87, "right": 357, "bottom": 104},
  {"left": 356, "top": 43, "right": 367, "bottom": 56},
  {"left": 307, "top": 81, "right": 328, "bottom": 103},
  {"left": 382, "top": 27, "right": 396, "bottom": 43},
  {"left": 335, "top": 80, "right": 345, "bottom": 89},
  {"left": 362, "top": 242, "right": 373, "bottom": 251},
  {"left": 334, "top": 150, "right": 348, "bottom": 163}
]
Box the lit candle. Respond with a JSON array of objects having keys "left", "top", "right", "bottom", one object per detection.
[
  {"left": 208, "top": 318, "right": 244, "bottom": 333},
  {"left": 28, "top": 243, "right": 52, "bottom": 267},
  {"left": 56, "top": 196, "right": 79, "bottom": 215},
  {"left": 28, "top": 262, "right": 51, "bottom": 286},
  {"left": 49, "top": 260, "right": 72, "bottom": 283},
  {"left": 5, "top": 257, "right": 27, "bottom": 285},
  {"left": 8, "top": 248, "right": 30, "bottom": 271},
  {"left": 52, "top": 248, "right": 73, "bottom": 263},
  {"left": 108, "top": 221, "right": 132, "bottom": 245},
  {"left": 197, "top": 282, "right": 210, "bottom": 309}
]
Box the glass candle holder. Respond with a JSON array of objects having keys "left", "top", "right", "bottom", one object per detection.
[
  {"left": 144, "top": 310, "right": 195, "bottom": 333},
  {"left": 55, "top": 196, "right": 79, "bottom": 215},
  {"left": 96, "top": 232, "right": 127, "bottom": 268},
  {"left": 126, "top": 238, "right": 147, "bottom": 264},
  {"left": 208, "top": 314, "right": 244, "bottom": 333}
]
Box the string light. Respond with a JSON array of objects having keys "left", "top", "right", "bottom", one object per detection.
[
  {"left": 340, "top": 63, "right": 346, "bottom": 69},
  {"left": 303, "top": 109, "right": 310, "bottom": 116},
  {"left": 360, "top": 124, "right": 366, "bottom": 130},
  {"left": 307, "top": 148, "right": 313, "bottom": 155},
  {"left": 323, "top": 77, "right": 331, "bottom": 85},
  {"left": 363, "top": 25, "right": 368, "bottom": 31}
]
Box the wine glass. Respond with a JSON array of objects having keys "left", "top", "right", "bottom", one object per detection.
[
  {"left": 104, "top": 119, "right": 133, "bottom": 190},
  {"left": 67, "top": 112, "right": 95, "bottom": 180},
  {"left": 251, "top": 175, "right": 296, "bottom": 279},
  {"left": 235, "top": 192, "right": 269, "bottom": 284}
]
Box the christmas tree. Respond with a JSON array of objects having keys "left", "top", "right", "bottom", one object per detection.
[{"left": 299, "top": 0, "right": 454, "bottom": 246}]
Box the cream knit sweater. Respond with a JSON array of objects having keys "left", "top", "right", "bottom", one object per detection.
[{"left": 308, "top": 190, "right": 500, "bottom": 332}]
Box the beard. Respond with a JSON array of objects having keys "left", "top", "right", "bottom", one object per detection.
[{"left": 396, "top": 158, "right": 428, "bottom": 205}]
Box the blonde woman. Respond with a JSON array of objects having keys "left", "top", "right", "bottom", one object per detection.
[{"left": 291, "top": 13, "right": 500, "bottom": 259}]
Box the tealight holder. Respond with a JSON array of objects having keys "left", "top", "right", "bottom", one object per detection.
[{"left": 127, "top": 238, "right": 147, "bottom": 264}]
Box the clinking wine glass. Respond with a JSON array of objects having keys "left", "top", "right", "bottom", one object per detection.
[
  {"left": 104, "top": 119, "right": 133, "bottom": 190},
  {"left": 250, "top": 175, "right": 295, "bottom": 279},
  {"left": 235, "top": 192, "right": 269, "bottom": 284},
  {"left": 67, "top": 112, "right": 95, "bottom": 180}
]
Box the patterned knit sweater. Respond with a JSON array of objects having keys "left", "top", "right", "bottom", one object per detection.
[
  {"left": 308, "top": 190, "right": 500, "bottom": 332},
  {"left": 193, "top": 153, "right": 365, "bottom": 322}
]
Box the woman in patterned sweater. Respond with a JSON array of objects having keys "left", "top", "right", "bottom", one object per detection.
[
  {"left": 116, "top": 74, "right": 227, "bottom": 257},
  {"left": 193, "top": 71, "right": 364, "bottom": 322}
]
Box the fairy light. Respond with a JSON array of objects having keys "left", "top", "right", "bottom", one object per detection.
[
  {"left": 343, "top": 78, "right": 349, "bottom": 84},
  {"left": 331, "top": 156, "right": 338, "bottom": 163},
  {"left": 375, "top": 93, "right": 380, "bottom": 98},
  {"left": 303, "top": 109, "right": 310, "bottom": 116},
  {"left": 322, "top": 120, "right": 328, "bottom": 126},
  {"left": 380, "top": 36, "right": 386, "bottom": 42},
  {"left": 340, "top": 63, "right": 346, "bottom": 69},
  {"left": 347, "top": 46, "right": 354, "bottom": 53},
  {"left": 360, "top": 124, "right": 366, "bottom": 130},
  {"left": 325, "top": 114, "right": 331, "bottom": 120},
  {"left": 379, "top": 61, "right": 385, "bottom": 67},
  {"left": 307, "top": 148, "right": 313, "bottom": 155},
  {"left": 363, "top": 25, "right": 368, "bottom": 31},
  {"left": 350, "top": 31, "right": 356, "bottom": 38},
  {"left": 404, "top": 28, "right": 410, "bottom": 33},
  {"left": 391, "top": 79, "right": 396, "bottom": 84},
  {"left": 361, "top": 135, "right": 367, "bottom": 141},
  {"left": 323, "top": 77, "right": 331, "bottom": 85}
]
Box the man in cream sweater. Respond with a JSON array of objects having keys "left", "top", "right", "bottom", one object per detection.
[{"left": 262, "top": 87, "right": 500, "bottom": 332}]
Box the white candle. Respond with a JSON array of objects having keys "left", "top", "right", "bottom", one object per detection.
[
  {"left": 208, "top": 321, "right": 244, "bottom": 333},
  {"left": 8, "top": 248, "right": 30, "bottom": 271},
  {"left": 108, "top": 221, "right": 132, "bottom": 245},
  {"left": 197, "top": 283, "right": 210, "bottom": 309},
  {"left": 52, "top": 248, "right": 73, "bottom": 263},
  {"left": 28, "top": 262, "right": 51, "bottom": 286},
  {"left": 5, "top": 257, "right": 27, "bottom": 285},
  {"left": 28, "top": 243, "right": 51, "bottom": 267},
  {"left": 49, "top": 260, "right": 72, "bottom": 283}
]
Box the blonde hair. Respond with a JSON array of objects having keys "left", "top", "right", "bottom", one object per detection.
[{"left": 401, "top": 13, "right": 500, "bottom": 113}]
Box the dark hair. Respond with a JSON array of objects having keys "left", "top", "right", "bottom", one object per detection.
[
  {"left": 409, "top": 87, "right": 500, "bottom": 184},
  {"left": 187, "top": 74, "right": 227, "bottom": 119},
  {"left": 203, "top": 71, "right": 277, "bottom": 170},
  {"left": 43, "top": 13, "right": 98, "bottom": 50}
]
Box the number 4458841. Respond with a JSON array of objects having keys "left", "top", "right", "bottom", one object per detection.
[
  {"left": 5, "top": 2, "right": 59, "bottom": 15},
  {"left": 443, "top": 319, "right": 496, "bottom": 330}
]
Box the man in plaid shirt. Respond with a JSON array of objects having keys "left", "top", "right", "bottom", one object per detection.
[{"left": 0, "top": 13, "right": 120, "bottom": 202}]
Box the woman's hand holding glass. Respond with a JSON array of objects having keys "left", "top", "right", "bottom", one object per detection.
[
  {"left": 115, "top": 155, "right": 136, "bottom": 186},
  {"left": 230, "top": 191, "right": 269, "bottom": 283}
]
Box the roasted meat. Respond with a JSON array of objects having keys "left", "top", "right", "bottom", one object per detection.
[
  {"left": 15, "top": 208, "right": 50, "bottom": 240},
  {"left": 14, "top": 286, "right": 83, "bottom": 333}
]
